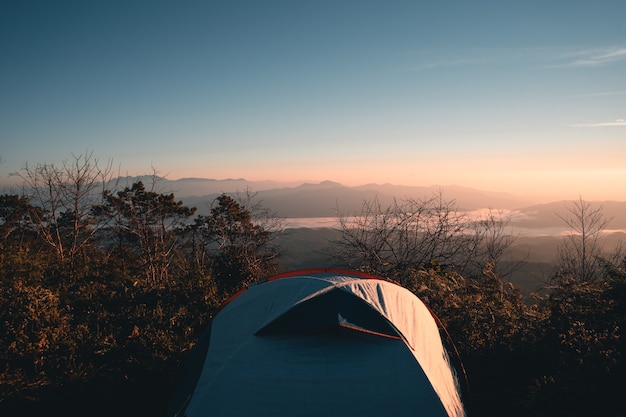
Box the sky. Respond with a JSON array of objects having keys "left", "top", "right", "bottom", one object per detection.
[{"left": 1, "top": 0, "right": 625, "bottom": 202}]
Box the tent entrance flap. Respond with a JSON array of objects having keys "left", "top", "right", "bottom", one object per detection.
[{"left": 255, "top": 288, "right": 401, "bottom": 339}]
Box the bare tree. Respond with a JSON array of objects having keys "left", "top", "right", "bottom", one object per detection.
[
  {"left": 331, "top": 192, "right": 519, "bottom": 285},
  {"left": 555, "top": 197, "right": 612, "bottom": 282},
  {"left": 11, "top": 152, "right": 113, "bottom": 278},
  {"left": 464, "top": 208, "right": 526, "bottom": 279}
]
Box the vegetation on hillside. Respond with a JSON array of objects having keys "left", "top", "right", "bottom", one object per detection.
[{"left": 1, "top": 154, "right": 624, "bottom": 416}]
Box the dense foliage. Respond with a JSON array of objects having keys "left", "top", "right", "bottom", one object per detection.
[
  {"left": 1, "top": 163, "right": 624, "bottom": 416},
  {"left": 0, "top": 168, "right": 282, "bottom": 416}
]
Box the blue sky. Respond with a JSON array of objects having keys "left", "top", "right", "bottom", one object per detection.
[{"left": 1, "top": 1, "right": 625, "bottom": 201}]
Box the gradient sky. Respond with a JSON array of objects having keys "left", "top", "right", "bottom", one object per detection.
[{"left": 1, "top": 1, "right": 625, "bottom": 201}]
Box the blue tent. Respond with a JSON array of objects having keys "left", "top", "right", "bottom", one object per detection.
[{"left": 170, "top": 269, "right": 465, "bottom": 417}]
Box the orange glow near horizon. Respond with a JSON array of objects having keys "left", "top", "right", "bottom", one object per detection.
[
  {"left": 162, "top": 160, "right": 626, "bottom": 203},
  {"left": 3, "top": 149, "right": 624, "bottom": 203}
]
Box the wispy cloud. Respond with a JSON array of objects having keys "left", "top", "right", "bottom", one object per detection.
[
  {"left": 552, "top": 47, "right": 626, "bottom": 68},
  {"left": 401, "top": 47, "right": 519, "bottom": 72},
  {"left": 404, "top": 46, "right": 626, "bottom": 72},
  {"left": 571, "top": 118, "right": 626, "bottom": 128}
]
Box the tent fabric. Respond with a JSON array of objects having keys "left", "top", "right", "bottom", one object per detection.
[{"left": 172, "top": 269, "right": 465, "bottom": 417}]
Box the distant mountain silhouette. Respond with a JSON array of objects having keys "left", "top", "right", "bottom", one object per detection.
[
  {"left": 110, "top": 177, "right": 626, "bottom": 229},
  {"left": 148, "top": 178, "right": 535, "bottom": 217},
  {"left": 110, "top": 176, "right": 301, "bottom": 197}
]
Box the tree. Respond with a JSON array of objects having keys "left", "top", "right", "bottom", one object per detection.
[
  {"left": 465, "top": 208, "right": 526, "bottom": 280},
  {"left": 188, "top": 193, "right": 283, "bottom": 297},
  {"left": 0, "top": 194, "right": 40, "bottom": 254},
  {"left": 533, "top": 263, "right": 626, "bottom": 416},
  {"left": 97, "top": 179, "right": 196, "bottom": 283},
  {"left": 331, "top": 192, "right": 519, "bottom": 284},
  {"left": 554, "top": 197, "right": 611, "bottom": 282},
  {"left": 11, "top": 152, "right": 113, "bottom": 279}
]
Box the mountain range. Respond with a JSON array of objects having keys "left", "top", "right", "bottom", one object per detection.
[
  {"left": 139, "top": 177, "right": 533, "bottom": 215},
  {"left": 124, "top": 176, "right": 626, "bottom": 230}
]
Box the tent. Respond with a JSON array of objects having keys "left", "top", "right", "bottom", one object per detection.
[{"left": 170, "top": 269, "right": 465, "bottom": 417}]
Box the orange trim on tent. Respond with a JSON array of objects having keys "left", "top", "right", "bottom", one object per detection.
[
  {"left": 337, "top": 323, "right": 403, "bottom": 340},
  {"left": 267, "top": 268, "right": 389, "bottom": 282}
]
